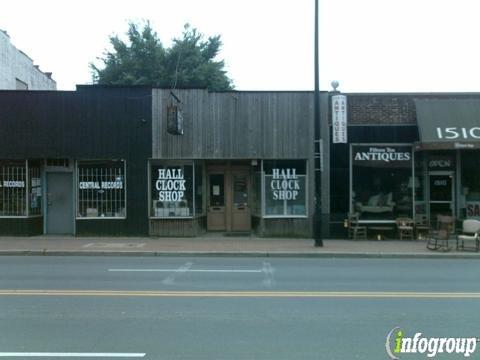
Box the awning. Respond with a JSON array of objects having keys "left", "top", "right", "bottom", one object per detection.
[{"left": 414, "top": 99, "right": 480, "bottom": 150}]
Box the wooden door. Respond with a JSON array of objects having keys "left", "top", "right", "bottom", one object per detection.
[{"left": 207, "top": 173, "right": 226, "bottom": 231}]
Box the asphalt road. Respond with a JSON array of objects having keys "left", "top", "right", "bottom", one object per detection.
[{"left": 0, "top": 256, "right": 479, "bottom": 359}]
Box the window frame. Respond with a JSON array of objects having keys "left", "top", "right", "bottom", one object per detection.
[
  {"left": 261, "top": 159, "right": 309, "bottom": 219},
  {"left": 75, "top": 159, "right": 127, "bottom": 220},
  {"left": 149, "top": 160, "right": 204, "bottom": 219},
  {"left": 349, "top": 143, "right": 415, "bottom": 224},
  {"left": 0, "top": 160, "right": 29, "bottom": 218}
]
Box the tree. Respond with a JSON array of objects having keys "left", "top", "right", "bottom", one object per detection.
[{"left": 90, "top": 22, "right": 233, "bottom": 91}]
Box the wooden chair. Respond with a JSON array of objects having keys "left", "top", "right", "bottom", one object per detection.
[
  {"left": 347, "top": 213, "right": 367, "bottom": 240},
  {"left": 426, "top": 215, "right": 454, "bottom": 251},
  {"left": 414, "top": 214, "right": 430, "bottom": 240},
  {"left": 396, "top": 217, "right": 414, "bottom": 240},
  {"left": 456, "top": 219, "right": 480, "bottom": 251}
]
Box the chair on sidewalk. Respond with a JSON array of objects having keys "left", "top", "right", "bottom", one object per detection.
[
  {"left": 395, "top": 217, "right": 414, "bottom": 240},
  {"left": 456, "top": 219, "right": 480, "bottom": 251},
  {"left": 347, "top": 213, "right": 367, "bottom": 240},
  {"left": 426, "top": 215, "right": 455, "bottom": 251}
]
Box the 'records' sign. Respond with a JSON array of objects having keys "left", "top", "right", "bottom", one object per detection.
[{"left": 353, "top": 146, "right": 412, "bottom": 164}]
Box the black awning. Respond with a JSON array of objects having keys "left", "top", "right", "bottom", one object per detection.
[{"left": 414, "top": 99, "right": 480, "bottom": 150}]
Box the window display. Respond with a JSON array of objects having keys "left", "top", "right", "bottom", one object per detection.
[
  {"left": 150, "top": 163, "right": 205, "bottom": 218},
  {"left": 0, "top": 160, "right": 27, "bottom": 216},
  {"left": 263, "top": 160, "right": 307, "bottom": 217},
  {"left": 351, "top": 145, "right": 413, "bottom": 220},
  {"left": 77, "top": 160, "right": 126, "bottom": 218}
]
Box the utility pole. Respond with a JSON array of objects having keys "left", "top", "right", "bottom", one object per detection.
[{"left": 314, "top": 0, "right": 323, "bottom": 247}]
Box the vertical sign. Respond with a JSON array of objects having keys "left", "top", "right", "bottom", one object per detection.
[{"left": 332, "top": 95, "right": 347, "bottom": 143}]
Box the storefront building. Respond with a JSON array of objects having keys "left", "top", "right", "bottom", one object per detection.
[
  {"left": 0, "top": 86, "right": 152, "bottom": 236},
  {"left": 0, "top": 87, "right": 316, "bottom": 237},
  {"left": 329, "top": 93, "right": 480, "bottom": 237},
  {"left": 2, "top": 86, "right": 480, "bottom": 238},
  {"left": 149, "top": 89, "right": 315, "bottom": 237}
]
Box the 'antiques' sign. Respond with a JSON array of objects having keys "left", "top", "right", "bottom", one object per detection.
[
  {"left": 352, "top": 146, "right": 412, "bottom": 164},
  {"left": 332, "top": 95, "right": 347, "bottom": 144},
  {"left": 155, "top": 168, "right": 186, "bottom": 202},
  {"left": 270, "top": 168, "right": 300, "bottom": 200}
]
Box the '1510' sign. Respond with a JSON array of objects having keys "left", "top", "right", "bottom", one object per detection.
[{"left": 436, "top": 127, "right": 480, "bottom": 140}]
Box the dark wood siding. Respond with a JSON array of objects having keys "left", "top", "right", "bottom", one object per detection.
[
  {"left": 0, "top": 87, "right": 152, "bottom": 236},
  {"left": 153, "top": 89, "right": 314, "bottom": 160}
]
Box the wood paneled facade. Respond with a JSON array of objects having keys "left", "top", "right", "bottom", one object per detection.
[{"left": 151, "top": 89, "right": 317, "bottom": 237}]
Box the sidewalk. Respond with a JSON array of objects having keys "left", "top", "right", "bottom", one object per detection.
[{"left": 0, "top": 235, "right": 479, "bottom": 258}]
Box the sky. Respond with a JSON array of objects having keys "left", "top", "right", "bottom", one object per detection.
[{"left": 1, "top": 0, "right": 480, "bottom": 93}]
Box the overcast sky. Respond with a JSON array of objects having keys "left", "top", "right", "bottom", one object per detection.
[{"left": 1, "top": 0, "right": 480, "bottom": 92}]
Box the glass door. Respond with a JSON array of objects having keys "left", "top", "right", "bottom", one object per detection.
[{"left": 429, "top": 173, "right": 454, "bottom": 227}]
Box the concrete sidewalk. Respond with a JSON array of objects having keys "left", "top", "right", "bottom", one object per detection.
[{"left": 0, "top": 235, "right": 479, "bottom": 258}]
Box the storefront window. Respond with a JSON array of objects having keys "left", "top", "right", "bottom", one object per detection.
[
  {"left": 351, "top": 145, "right": 413, "bottom": 220},
  {"left": 461, "top": 150, "right": 480, "bottom": 219},
  {"left": 150, "top": 163, "right": 194, "bottom": 218},
  {"left": 263, "top": 160, "right": 307, "bottom": 217},
  {"left": 0, "top": 161, "right": 27, "bottom": 216},
  {"left": 77, "top": 160, "right": 126, "bottom": 218}
]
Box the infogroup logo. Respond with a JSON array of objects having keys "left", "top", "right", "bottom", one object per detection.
[{"left": 385, "top": 327, "right": 478, "bottom": 359}]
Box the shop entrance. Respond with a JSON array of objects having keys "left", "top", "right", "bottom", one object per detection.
[
  {"left": 207, "top": 164, "right": 251, "bottom": 232},
  {"left": 429, "top": 172, "right": 455, "bottom": 226},
  {"left": 46, "top": 172, "right": 74, "bottom": 234}
]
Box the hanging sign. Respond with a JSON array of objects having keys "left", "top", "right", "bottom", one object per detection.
[{"left": 332, "top": 94, "right": 347, "bottom": 143}]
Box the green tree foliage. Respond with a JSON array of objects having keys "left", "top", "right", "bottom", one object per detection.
[{"left": 91, "top": 22, "right": 233, "bottom": 91}]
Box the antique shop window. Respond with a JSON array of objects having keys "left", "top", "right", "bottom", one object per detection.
[
  {"left": 150, "top": 163, "right": 195, "bottom": 218},
  {"left": 0, "top": 160, "right": 27, "bottom": 217},
  {"left": 77, "top": 160, "right": 126, "bottom": 218},
  {"left": 263, "top": 160, "right": 307, "bottom": 217},
  {"left": 351, "top": 145, "right": 413, "bottom": 220}
]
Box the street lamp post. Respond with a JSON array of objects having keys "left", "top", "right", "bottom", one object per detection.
[{"left": 313, "top": 0, "right": 323, "bottom": 247}]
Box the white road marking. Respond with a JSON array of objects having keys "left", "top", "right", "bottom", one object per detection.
[
  {"left": 0, "top": 353, "right": 145, "bottom": 357},
  {"left": 109, "top": 269, "right": 262, "bottom": 273},
  {"left": 262, "top": 262, "right": 275, "bottom": 288},
  {"left": 161, "top": 262, "right": 193, "bottom": 285}
]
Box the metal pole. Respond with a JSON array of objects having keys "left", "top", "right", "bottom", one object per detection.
[{"left": 314, "top": 0, "right": 323, "bottom": 246}]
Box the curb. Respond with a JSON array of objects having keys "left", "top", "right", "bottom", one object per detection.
[{"left": 0, "top": 250, "right": 480, "bottom": 259}]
